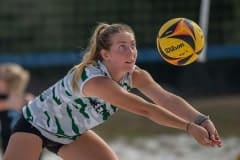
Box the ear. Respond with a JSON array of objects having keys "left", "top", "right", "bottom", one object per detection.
[{"left": 100, "top": 49, "right": 110, "bottom": 60}]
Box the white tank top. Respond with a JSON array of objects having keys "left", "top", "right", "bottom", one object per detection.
[{"left": 22, "top": 61, "right": 133, "bottom": 144}]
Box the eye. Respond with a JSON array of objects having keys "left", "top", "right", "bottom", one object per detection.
[
  {"left": 131, "top": 43, "right": 136, "bottom": 49},
  {"left": 118, "top": 45, "right": 127, "bottom": 51}
]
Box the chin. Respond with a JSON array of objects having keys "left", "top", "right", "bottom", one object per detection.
[
  {"left": 125, "top": 65, "right": 135, "bottom": 72},
  {"left": 121, "top": 61, "right": 135, "bottom": 72}
]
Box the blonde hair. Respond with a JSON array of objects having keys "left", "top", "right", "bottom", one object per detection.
[
  {"left": 0, "top": 63, "right": 30, "bottom": 95},
  {"left": 71, "top": 22, "right": 135, "bottom": 92}
]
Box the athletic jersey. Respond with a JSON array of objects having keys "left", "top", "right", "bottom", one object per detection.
[{"left": 22, "top": 61, "right": 133, "bottom": 144}]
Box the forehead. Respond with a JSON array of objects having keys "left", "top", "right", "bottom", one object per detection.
[{"left": 111, "top": 32, "right": 135, "bottom": 44}]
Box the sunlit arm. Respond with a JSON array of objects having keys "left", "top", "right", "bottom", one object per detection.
[
  {"left": 132, "top": 66, "right": 204, "bottom": 122},
  {"left": 82, "top": 77, "right": 189, "bottom": 131}
]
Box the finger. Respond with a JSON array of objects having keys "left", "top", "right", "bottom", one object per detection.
[
  {"left": 204, "top": 125, "right": 215, "bottom": 139},
  {"left": 210, "top": 134, "right": 215, "bottom": 140},
  {"left": 214, "top": 130, "right": 221, "bottom": 140},
  {"left": 202, "top": 140, "right": 214, "bottom": 147},
  {"left": 214, "top": 130, "right": 223, "bottom": 147},
  {"left": 209, "top": 135, "right": 222, "bottom": 147},
  {"left": 212, "top": 139, "right": 222, "bottom": 147},
  {"left": 217, "top": 142, "right": 222, "bottom": 147},
  {"left": 214, "top": 139, "right": 222, "bottom": 147},
  {"left": 209, "top": 130, "right": 219, "bottom": 140},
  {"left": 203, "top": 137, "right": 213, "bottom": 146}
]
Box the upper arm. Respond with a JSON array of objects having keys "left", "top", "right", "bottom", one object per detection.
[{"left": 82, "top": 76, "right": 152, "bottom": 116}]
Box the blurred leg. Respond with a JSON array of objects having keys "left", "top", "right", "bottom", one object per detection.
[
  {"left": 58, "top": 130, "right": 118, "bottom": 160},
  {"left": 3, "top": 132, "right": 43, "bottom": 160}
]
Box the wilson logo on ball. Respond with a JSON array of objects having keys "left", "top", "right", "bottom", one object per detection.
[
  {"left": 164, "top": 43, "right": 185, "bottom": 53},
  {"left": 156, "top": 18, "right": 205, "bottom": 66}
]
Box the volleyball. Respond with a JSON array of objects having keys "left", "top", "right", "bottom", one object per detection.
[{"left": 156, "top": 18, "right": 205, "bottom": 66}]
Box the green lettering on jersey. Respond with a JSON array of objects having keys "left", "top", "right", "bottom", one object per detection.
[
  {"left": 52, "top": 87, "right": 62, "bottom": 105},
  {"left": 102, "top": 104, "right": 111, "bottom": 120},
  {"left": 66, "top": 105, "right": 80, "bottom": 135},
  {"left": 44, "top": 111, "right": 50, "bottom": 127},
  {"left": 74, "top": 99, "right": 89, "bottom": 118},
  {"left": 110, "top": 105, "right": 118, "bottom": 112}
]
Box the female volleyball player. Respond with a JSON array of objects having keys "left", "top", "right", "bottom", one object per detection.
[{"left": 4, "top": 23, "right": 222, "bottom": 160}]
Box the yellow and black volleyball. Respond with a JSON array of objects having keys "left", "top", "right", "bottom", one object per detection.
[{"left": 156, "top": 18, "right": 205, "bottom": 66}]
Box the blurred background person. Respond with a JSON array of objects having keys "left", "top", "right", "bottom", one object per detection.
[{"left": 0, "top": 63, "right": 34, "bottom": 154}]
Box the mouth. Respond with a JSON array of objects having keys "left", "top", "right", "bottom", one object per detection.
[{"left": 125, "top": 60, "right": 135, "bottom": 64}]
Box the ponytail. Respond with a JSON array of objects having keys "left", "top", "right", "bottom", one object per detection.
[{"left": 71, "top": 23, "right": 109, "bottom": 92}]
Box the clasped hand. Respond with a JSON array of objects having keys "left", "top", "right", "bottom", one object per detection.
[{"left": 188, "top": 120, "right": 222, "bottom": 147}]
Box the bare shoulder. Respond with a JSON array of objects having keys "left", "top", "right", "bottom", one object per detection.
[
  {"left": 82, "top": 76, "right": 114, "bottom": 96},
  {"left": 132, "top": 65, "right": 150, "bottom": 76},
  {"left": 132, "top": 66, "right": 154, "bottom": 89}
]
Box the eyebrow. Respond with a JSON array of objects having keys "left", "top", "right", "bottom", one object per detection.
[
  {"left": 117, "top": 41, "right": 127, "bottom": 44},
  {"left": 117, "top": 40, "right": 136, "bottom": 44}
]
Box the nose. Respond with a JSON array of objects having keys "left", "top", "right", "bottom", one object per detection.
[{"left": 127, "top": 47, "right": 137, "bottom": 59}]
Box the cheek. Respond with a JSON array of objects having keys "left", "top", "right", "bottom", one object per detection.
[
  {"left": 111, "top": 55, "right": 124, "bottom": 64},
  {"left": 0, "top": 81, "right": 8, "bottom": 92},
  {"left": 133, "top": 50, "right": 138, "bottom": 57},
  {"left": 110, "top": 51, "right": 125, "bottom": 60}
]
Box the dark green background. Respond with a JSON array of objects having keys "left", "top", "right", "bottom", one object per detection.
[{"left": 0, "top": 0, "right": 239, "bottom": 53}]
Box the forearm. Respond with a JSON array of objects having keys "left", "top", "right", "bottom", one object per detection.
[
  {"left": 155, "top": 94, "right": 203, "bottom": 122},
  {"left": 146, "top": 103, "right": 189, "bottom": 131},
  {"left": 105, "top": 89, "right": 189, "bottom": 131}
]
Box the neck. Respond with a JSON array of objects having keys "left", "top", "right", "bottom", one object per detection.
[{"left": 102, "top": 62, "right": 125, "bottom": 82}]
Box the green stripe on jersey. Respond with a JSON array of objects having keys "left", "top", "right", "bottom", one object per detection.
[
  {"left": 66, "top": 105, "right": 80, "bottom": 135},
  {"left": 44, "top": 111, "right": 51, "bottom": 127},
  {"left": 61, "top": 80, "right": 72, "bottom": 96},
  {"left": 54, "top": 116, "right": 65, "bottom": 136},
  {"left": 81, "top": 69, "right": 88, "bottom": 81},
  {"left": 40, "top": 94, "right": 44, "bottom": 102},
  {"left": 25, "top": 106, "right": 33, "bottom": 122},
  {"left": 52, "top": 87, "right": 62, "bottom": 105}
]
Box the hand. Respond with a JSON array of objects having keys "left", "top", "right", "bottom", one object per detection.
[
  {"left": 200, "top": 119, "right": 222, "bottom": 147},
  {"left": 188, "top": 123, "right": 214, "bottom": 147}
]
